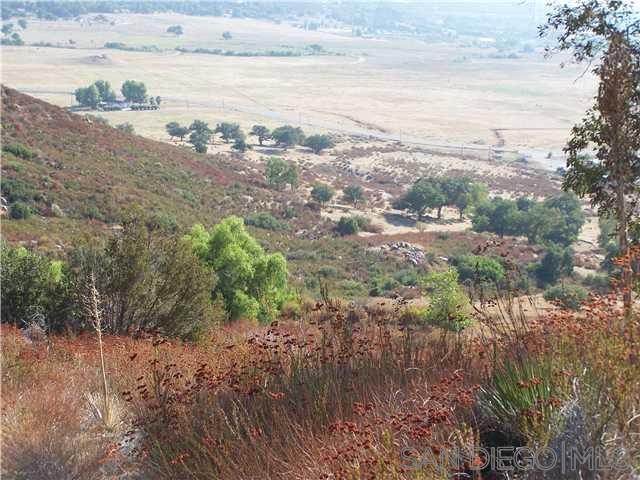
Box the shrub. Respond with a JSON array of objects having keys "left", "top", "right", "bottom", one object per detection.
[
  {"left": 68, "top": 212, "right": 215, "bottom": 338},
  {"left": 421, "top": 268, "right": 472, "bottom": 332},
  {"left": 116, "top": 122, "right": 135, "bottom": 134},
  {"left": 265, "top": 157, "right": 299, "bottom": 190},
  {"left": 336, "top": 279, "right": 366, "bottom": 297},
  {"left": 317, "top": 265, "right": 338, "bottom": 278},
  {"left": 1, "top": 178, "right": 38, "bottom": 203},
  {"left": 451, "top": 255, "right": 505, "bottom": 285},
  {"left": 479, "top": 355, "right": 568, "bottom": 444},
  {"left": 534, "top": 243, "right": 574, "bottom": 286},
  {"left": 582, "top": 273, "right": 610, "bottom": 292},
  {"left": 336, "top": 215, "right": 376, "bottom": 236},
  {"left": 9, "top": 201, "right": 32, "bottom": 219},
  {"left": 304, "top": 134, "right": 335, "bottom": 154},
  {"left": 543, "top": 284, "right": 588, "bottom": 310},
  {"left": 0, "top": 244, "right": 66, "bottom": 326},
  {"left": 185, "top": 216, "right": 289, "bottom": 322},
  {"left": 336, "top": 216, "right": 360, "bottom": 235},
  {"left": 311, "top": 183, "right": 335, "bottom": 205},
  {"left": 343, "top": 185, "right": 365, "bottom": 206},
  {"left": 2, "top": 142, "right": 36, "bottom": 159},
  {"left": 244, "top": 212, "right": 289, "bottom": 231}
]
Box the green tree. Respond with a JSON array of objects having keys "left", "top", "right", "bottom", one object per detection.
[
  {"left": 542, "top": 0, "right": 640, "bottom": 310},
  {"left": 250, "top": 125, "right": 271, "bottom": 145},
  {"left": 18, "top": 19, "right": 27, "bottom": 29},
  {"left": 166, "top": 121, "right": 189, "bottom": 141},
  {"left": 271, "top": 125, "right": 305, "bottom": 148},
  {"left": 265, "top": 157, "right": 299, "bottom": 190},
  {"left": 472, "top": 198, "right": 524, "bottom": 238},
  {"left": 534, "top": 243, "right": 574, "bottom": 287},
  {"left": 189, "top": 119, "right": 213, "bottom": 136},
  {"left": 167, "top": 24, "right": 183, "bottom": 35},
  {"left": 526, "top": 193, "right": 585, "bottom": 246},
  {"left": 310, "top": 183, "right": 335, "bottom": 206},
  {"left": 189, "top": 120, "right": 213, "bottom": 151},
  {"left": 2, "top": 23, "right": 13, "bottom": 35},
  {"left": 393, "top": 177, "right": 446, "bottom": 221},
  {"left": 343, "top": 185, "right": 365, "bottom": 206},
  {"left": 304, "top": 134, "right": 335, "bottom": 154},
  {"left": 75, "top": 85, "right": 101, "bottom": 108},
  {"left": 222, "top": 31, "right": 232, "bottom": 40},
  {"left": 185, "top": 217, "right": 289, "bottom": 322},
  {"left": 215, "top": 122, "right": 242, "bottom": 143},
  {"left": 336, "top": 215, "right": 370, "bottom": 236},
  {"left": 421, "top": 268, "right": 472, "bottom": 332},
  {"left": 121, "top": 80, "right": 148, "bottom": 103},
  {"left": 231, "top": 134, "right": 250, "bottom": 153},
  {"left": 440, "top": 177, "right": 486, "bottom": 220},
  {"left": 93, "top": 80, "right": 117, "bottom": 102}
]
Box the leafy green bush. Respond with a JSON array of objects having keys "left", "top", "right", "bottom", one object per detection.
[
  {"left": 185, "top": 216, "right": 289, "bottom": 322},
  {"left": 472, "top": 193, "right": 585, "bottom": 246},
  {"left": 1, "top": 178, "right": 38, "bottom": 203},
  {"left": 310, "top": 183, "right": 335, "bottom": 205},
  {"left": 244, "top": 212, "right": 289, "bottom": 231},
  {"left": 452, "top": 255, "right": 505, "bottom": 284},
  {"left": 336, "top": 279, "right": 366, "bottom": 298},
  {"left": 543, "top": 284, "right": 588, "bottom": 310},
  {"left": 336, "top": 216, "right": 360, "bottom": 235},
  {"left": 421, "top": 268, "right": 472, "bottom": 332},
  {"left": 0, "top": 244, "right": 66, "bottom": 326},
  {"left": 394, "top": 268, "right": 419, "bottom": 287},
  {"left": 265, "top": 157, "right": 299, "bottom": 190},
  {"left": 534, "top": 244, "right": 574, "bottom": 286},
  {"left": 286, "top": 249, "right": 320, "bottom": 261},
  {"left": 2, "top": 142, "right": 36, "bottom": 160},
  {"left": 369, "top": 276, "right": 400, "bottom": 297},
  {"left": 582, "top": 273, "right": 610, "bottom": 293},
  {"left": 9, "top": 202, "right": 32, "bottom": 220},
  {"left": 336, "top": 215, "right": 375, "bottom": 236}
]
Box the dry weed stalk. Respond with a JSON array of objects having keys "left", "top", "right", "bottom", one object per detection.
[{"left": 82, "top": 271, "right": 112, "bottom": 428}]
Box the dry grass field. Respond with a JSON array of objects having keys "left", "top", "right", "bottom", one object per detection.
[
  {"left": 0, "top": 12, "right": 603, "bottom": 255},
  {"left": 2, "top": 13, "right": 597, "bottom": 153}
]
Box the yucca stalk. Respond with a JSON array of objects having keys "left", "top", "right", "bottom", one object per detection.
[{"left": 83, "top": 271, "right": 110, "bottom": 425}]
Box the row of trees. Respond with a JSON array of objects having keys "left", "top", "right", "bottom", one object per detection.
[
  {"left": 166, "top": 120, "right": 249, "bottom": 153},
  {"left": 75, "top": 80, "right": 157, "bottom": 108},
  {"left": 166, "top": 120, "right": 335, "bottom": 154},
  {"left": 393, "top": 177, "right": 486, "bottom": 221},
  {"left": 1, "top": 212, "right": 291, "bottom": 335},
  {"left": 471, "top": 193, "right": 585, "bottom": 247}
]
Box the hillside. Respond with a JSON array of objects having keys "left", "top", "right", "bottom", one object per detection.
[
  {"left": 1, "top": 86, "right": 292, "bottom": 248},
  {"left": 1, "top": 87, "right": 434, "bottom": 298}
]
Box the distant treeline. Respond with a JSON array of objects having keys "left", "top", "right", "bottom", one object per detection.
[
  {"left": 175, "top": 45, "right": 341, "bottom": 58},
  {"left": 1, "top": 1, "right": 323, "bottom": 21},
  {"left": 1, "top": 1, "right": 539, "bottom": 42}
]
